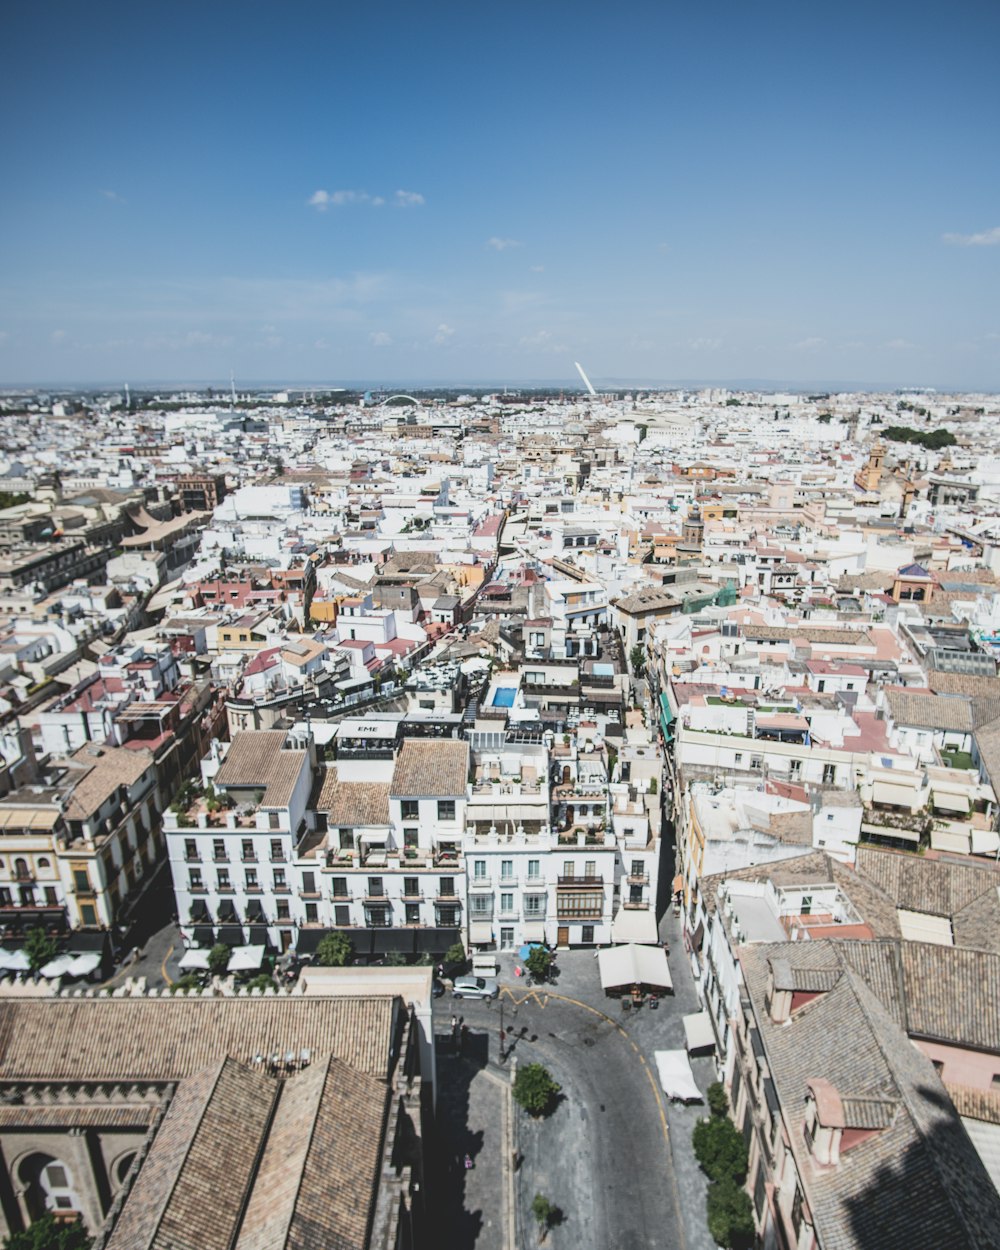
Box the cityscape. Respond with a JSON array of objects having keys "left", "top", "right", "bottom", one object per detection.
[{"left": 3, "top": 2, "right": 1000, "bottom": 1250}]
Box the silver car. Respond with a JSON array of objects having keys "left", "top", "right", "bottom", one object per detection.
[{"left": 452, "top": 975, "right": 499, "bottom": 1000}]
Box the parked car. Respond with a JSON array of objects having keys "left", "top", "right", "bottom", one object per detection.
[
  {"left": 452, "top": 975, "right": 499, "bottom": 1000},
  {"left": 432, "top": 978, "right": 446, "bottom": 998}
]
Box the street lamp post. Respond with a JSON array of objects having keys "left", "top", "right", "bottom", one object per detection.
[{"left": 499, "top": 998, "right": 506, "bottom": 1062}]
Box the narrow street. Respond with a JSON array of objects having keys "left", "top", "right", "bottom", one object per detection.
[{"left": 432, "top": 917, "right": 717, "bottom": 1250}]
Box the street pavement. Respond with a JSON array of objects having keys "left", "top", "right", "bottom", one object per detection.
[{"left": 433, "top": 909, "right": 718, "bottom": 1250}]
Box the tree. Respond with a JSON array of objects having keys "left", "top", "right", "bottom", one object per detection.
[
  {"left": 384, "top": 951, "right": 406, "bottom": 966},
  {"left": 444, "top": 940, "right": 466, "bottom": 970},
  {"left": 629, "top": 645, "right": 645, "bottom": 677},
  {"left": 3, "top": 1213, "right": 92, "bottom": 1250},
  {"left": 692, "top": 1114, "right": 748, "bottom": 1183},
  {"left": 246, "top": 973, "right": 274, "bottom": 992},
  {"left": 24, "top": 927, "right": 57, "bottom": 975},
  {"left": 706, "top": 1176, "right": 754, "bottom": 1249},
  {"left": 170, "top": 972, "right": 202, "bottom": 994},
  {"left": 316, "top": 932, "right": 353, "bottom": 967},
  {"left": 512, "top": 1063, "right": 561, "bottom": 1116},
  {"left": 525, "top": 945, "right": 553, "bottom": 982},
  {"left": 530, "top": 1193, "right": 563, "bottom": 1241},
  {"left": 706, "top": 1080, "right": 729, "bottom": 1118},
  {"left": 207, "top": 943, "right": 231, "bottom": 977}
]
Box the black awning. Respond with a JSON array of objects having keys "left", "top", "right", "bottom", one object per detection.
[
  {"left": 370, "top": 928, "right": 417, "bottom": 956},
  {"left": 189, "top": 901, "right": 211, "bottom": 923},
  {"left": 417, "top": 927, "right": 459, "bottom": 953},
  {"left": 247, "top": 924, "right": 269, "bottom": 945},
  {"left": 245, "top": 899, "right": 265, "bottom": 922},
  {"left": 692, "top": 921, "right": 705, "bottom": 952},
  {"left": 66, "top": 931, "right": 110, "bottom": 956},
  {"left": 192, "top": 924, "right": 214, "bottom": 947},
  {"left": 296, "top": 928, "right": 331, "bottom": 956},
  {"left": 217, "top": 901, "right": 239, "bottom": 924},
  {"left": 216, "top": 925, "right": 244, "bottom": 947}
]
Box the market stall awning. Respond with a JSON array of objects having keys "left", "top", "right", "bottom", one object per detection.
[
  {"left": 66, "top": 952, "right": 102, "bottom": 978},
  {"left": 216, "top": 925, "right": 244, "bottom": 947},
  {"left": 178, "top": 948, "right": 211, "bottom": 970},
  {"left": 598, "top": 942, "right": 671, "bottom": 992},
  {"left": 229, "top": 945, "right": 266, "bottom": 972},
  {"left": 931, "top": 789, "right": 971, "bottom": 813},
  {"left": 0, "top": 950, "right": 30, "bottom": 972},
  {"left": 654, "top": 1050, "right": 702, "bottom": 1102},
  {"left": 611, "top": 908, "right": 658, "bottom": 945},
  {"left": 972, "top": 828, "right": 1000, "bottom": 855},
  {"left": 683, "top": 1010, "right": 716, "bottom": 1054},
  {"left": 40, "top": 954, "right": 77, "bottom": 979}
]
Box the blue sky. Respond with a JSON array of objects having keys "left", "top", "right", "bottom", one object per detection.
[{"left": 1, "top": 0, "right": 998, "bottom": 389}]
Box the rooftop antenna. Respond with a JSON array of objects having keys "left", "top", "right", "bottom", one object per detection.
[
  {"left": 124, "top": 383, "right": 130, "bottom": 410},
  {"left": 230, "top": 371, "right": 237, "bottom": 409},
  {"left": 574, "top": 361, "right": 597, "bottom": 397}
]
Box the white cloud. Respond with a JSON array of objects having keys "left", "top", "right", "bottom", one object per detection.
[
  {"left": 943, "top": 225, "right": 1000, "bottom": 246},
  {"left": 529, "top": 264, "right": 545, "bottom": 273},
  {"left": 657, "top": 242, "right": 670, "bottom": 253},
  {"left": 793, "top": 337, "right": 826, "bottom": 350},
  {"left": 518, "top": 329, "right": 567, "bottom": 353},
  {"left": 885, "top": 337, "right": 916, "bottom": 350},
  {"left": 395, "top": 189, "right": 425, "bottom": 207},
  {"left": 369, "top": 330, "right": 392, "bottom": 347},
  {"left": 433, "top": 323, "right": 455, "bottom": 345},
  {"left": 487, "top": 237, "right": 522, "bottom": 251},
  {"left": 100, "top": 189, "right": 126, "bottom": 204},
  {"left": 308, "top": 189, "right": 382, "bottom": 211},
  {"left": 687, "top": 337, "right": 722, "bottom": 351},
  {"left": 50, "top": 329, "right": 66, "bottom": 344}
]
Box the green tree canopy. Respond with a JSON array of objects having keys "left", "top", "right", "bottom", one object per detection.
[
  {"left": 525, "top": 946, "right": 553, "bottom": 982},
  {"left": 706, "top": 1176, "right": 754, "bottom": 1249},
  {"left": 315, "top": 932, "right": 353, "bottom": 967},
  {"left": 207, "top": 943, "right": 231, "bottom": 977},
  {"left": 3, "top": 1213, "right": 92, "bottom": 1250},
  {"left": 512, "top": 1063, "right": 561, "bottom": 1117},
  {"left": 444, "top": 940, "right": 466, "bottom": 969},
  {"left": 24, "top": 927, "right": 58, "bottom": 975},
  {"left": 692, "top": 1113, "right": 748, "bottom": 1183}
]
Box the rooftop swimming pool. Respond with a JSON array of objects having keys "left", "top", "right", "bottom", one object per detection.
[{"left": 491, "top": 687, "right": 516, "bottom": 708}]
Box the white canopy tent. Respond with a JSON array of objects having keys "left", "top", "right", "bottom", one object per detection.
[
  {"left": 40, "top": 954, "right": 78, "bottom": 979},
  {"left": 0, "top": 950, "right": 31, "bottom": 973},
  {"left": 228, "top": 945, "right": 266, "bottom": 972},
  {"left": 683, "top": 1010, "right": 717, "bottom": 1054},
  {"left": 611, "top": 908, "right": 659, "bottom": 945},
  {"left": 655, "top": 1050, "right": 703, "bottom": 1103},
  {"left": 66, "top": 952, "right": 102, "bottom": 978},
  {"left": 598, "top": 942, "right": 672, "bottom": 993},
  {"left": 178, "top": 948, "right": 211, "bottom": 971}
]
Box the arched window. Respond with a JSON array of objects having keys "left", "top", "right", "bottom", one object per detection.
[
  {"left": 113, "top": 1153, "right": 136, "bottom": 1187},
  {"left": 13, "top": 858, "right": 29, "bottom": 881},
  {"left": 37, "top": 858, "right": 51, "bottom": 871}
]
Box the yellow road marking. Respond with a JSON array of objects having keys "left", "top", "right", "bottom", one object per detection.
[{"left": 161, "top": 944, "right": 174, "bottom": 987}]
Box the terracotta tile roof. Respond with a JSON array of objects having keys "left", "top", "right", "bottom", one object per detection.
[
  {"left": 0, "top": 997, "right": 394, "bottom": 1083},
  {"left": 856, "top": 845, "right": 1000, "bottom": 934},
  {"left": 63, "top": 744, "right": 155, "bottom": 819},
  {"left": 238, "top": 1055, "right": 389, "bottom": 1250},
  {"left": 214, "top": 731, "right": 309, "bottom": 808},
  {"left": 316, "top": 766, "right": 390, "bottom": 827},
  {"left": 390, "top": 738, "right": 469, "bottom": 798},
  {"left": 741, "top": 944, "right": 1000, "bottom": 1249},
  {"left": 106, "top": 1059, "right": 277, "bottom": 1250}
]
